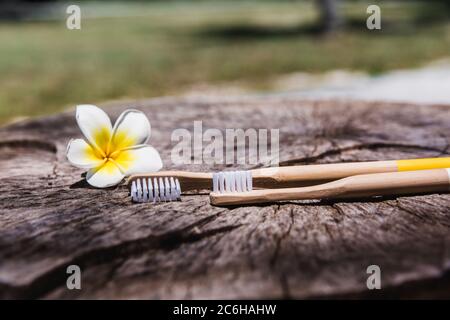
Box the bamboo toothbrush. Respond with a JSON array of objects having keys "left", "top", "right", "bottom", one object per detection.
[
  {"left": 129, "top": 157, "right": 450, "bottom": 203},
  {"left": 209, "top": 168, "right": 450, "bottom": 206}
]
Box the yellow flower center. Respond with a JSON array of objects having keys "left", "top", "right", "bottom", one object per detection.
[{"left": 86, "top": 126, "right": 137, "bottom": 172}]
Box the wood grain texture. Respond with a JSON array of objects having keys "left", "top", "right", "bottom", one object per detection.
[{"left": 0, "top": 97, "right": 449, "bottom": 299}]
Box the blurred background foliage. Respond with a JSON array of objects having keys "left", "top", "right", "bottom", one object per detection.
[{"left": 0, "top": 0, "right": 449, "bottom": 123}]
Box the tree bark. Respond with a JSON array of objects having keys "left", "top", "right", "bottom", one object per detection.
[
  {"left": 317, "top": 0, "right": 343, "bottom": 33},
  {"left": 0, "top": 97, "right": 449, "bottom": 299}
]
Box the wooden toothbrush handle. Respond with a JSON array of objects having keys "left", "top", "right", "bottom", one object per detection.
[
  {"left": 210, "top": 169, "right": 450, "bottom": 206},
  {"left": 251, "top": 160, "right": 398, "bottom": 187},
  {"left": 336, "top": 168, "right": 450, "bottom": 199},
  {"left": 252, "top": 157, "right": 450, "bottom": 187}
]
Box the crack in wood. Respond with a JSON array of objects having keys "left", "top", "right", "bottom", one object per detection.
[{"left": 0, "top": 139, "right": 57, "bottom": 154}]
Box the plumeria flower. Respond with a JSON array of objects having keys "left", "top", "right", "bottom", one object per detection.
[{"left": 66, "top": 105, "right": 162, "bottom": 188}]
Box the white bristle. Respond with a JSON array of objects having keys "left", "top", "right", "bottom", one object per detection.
[
  {"left": 225, "top": 172, "right": 231, "bottom": 192},
  {"left": 131, "top": 177, "right": 182, "bottom": 203},
  {"left": 131, "top": 181, "right": 138, "bottom": 202},
  {"left": 169, "top": 177, "right": 176, "bottom": 200},
  {"left": 164, "top": 177, "right": 169, "bottom": 201},
  {"left": 148, "top": 178, "right": 154, "bottom": 202},
  {"left": 142, "top": 178, "right": 148, "bottom": 202},
  {"left": 158, "top": 177, "right": 164, "bottom": 201},
  {"left": 212, "top": 170, "right": 253, "bottom": 193},
  {"left": 136, "top": 179, "right": 142, "bottom": 202},
  {"left": 240, "top": 171, "right": 247, "bottom": 192},
  {"left": 213, "top": 174, "right": 219, "bottom": 193},
  {"left": 154, "top": 178, "right": 159, "bottom": 202},
  {"left": 175, "top": 179, "right": 181, "bottom": 198},
  {"left": 236, "top": 171, "right": 243, "bottom": 192},
  {"left": 247, "top": 171, "right": 252, "bottom": 191},
  {"left": 219, "top": 172, "right": 225, "bottom": 193}
]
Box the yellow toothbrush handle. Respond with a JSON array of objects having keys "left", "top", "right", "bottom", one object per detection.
[{"left": 396, "top": 157, "right": 450, "bottom": 171}]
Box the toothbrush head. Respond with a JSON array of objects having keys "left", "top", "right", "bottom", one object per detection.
[
  {"left": 130, "top": 177, "right": 181, "bottom": 203},
  {"left": 129, "top": 170, "right": 252, "bottom": 202},
  {"left": 212, "top": 170, "right": 253, "bottom": 193}
]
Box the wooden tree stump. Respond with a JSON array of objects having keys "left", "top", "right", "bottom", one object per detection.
[{"left": 0, "top": 97, "right": 449, "bottom": 299}]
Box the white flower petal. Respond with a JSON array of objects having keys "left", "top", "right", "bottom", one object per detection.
[
  {"left": 86, "top": 160, "right": 125, "bottom": 188},
  {"left": 113, "top": 145, "right": 162, "bottom": 175},
  {"left": 111, "top": 109, "right": 151, "bottom": 151},
  {"left": 76, "top": 104, "right": 112, "bottom": 156},
  {"left": 66, "top": 138, "right": 105, "bottom": 169}
]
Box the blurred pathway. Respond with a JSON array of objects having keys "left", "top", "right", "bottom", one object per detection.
[{"left": 271, "top": 59, "right": 450, "bottom": 104}]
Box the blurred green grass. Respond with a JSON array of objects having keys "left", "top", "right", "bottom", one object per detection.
[{"left": 0, "top": 0, "right": 449, "bottom": 124}]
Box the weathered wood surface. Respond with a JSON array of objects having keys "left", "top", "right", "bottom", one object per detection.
[{"left": 0, "top": 97, "right": 449, "bottom": 299}]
